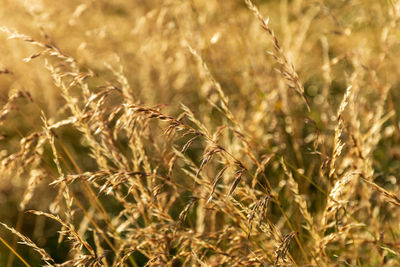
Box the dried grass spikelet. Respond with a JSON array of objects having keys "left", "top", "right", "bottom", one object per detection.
[
  {"left": 247, "top": 195, "right": 270, "bottom": 238},
  {"left": 244, "top": 0, "right": 310, "bottom": 111},
  {"left": 252, "top": 153, "right": 273, "bottom": 188},
  {"left": 0, "top": 90, "right": 32, "bottom": 125},
  {"left": 112, "top": 241, "right": 136, "bottom": 267},
  {"left": 321, "top": 171, "right": 359, "bottom": 229},
  {"left": 186, "top": 44, "right": 236, "bottom": 124},
  {"left": 131, "top": 103, "right": 227, "bottom": 189},
  {"left": 274, "top": 231, "right": 297, "bottom": 266},
  {"left": 127, "top": 104, "right": 188, "bottom": 134},
  {"left": 172, "top": 148, "right": 204, "bottom": 185},
  {"left": 1, "top": 128, "right": 48, "bottom": 230},
  {"left": 130, "top": 126, "right": 153, "bottom": 186},
  {"left": 44, "top": 56, "right": 117, "bottom": 171},
  {"left": 42, "top": 113, "right": 71, "bottom": 214},
  {"left": 51, "top": 171, "right": 150, "bottom": 197},
  {"left": 29, "top": 210, "right": 95, "bottom": 257},
  {"left": 177, "top": 198, "right": 197, "bottom": 228},
  {"left": 128, "top": 104, "right": 246, "bottom": 186},
  {"left": 207, "top": 165, "right": 228, "bottom": 204},
  {"left": 318, "top": 223, "right": 365, "bottom": 258},
  {"left": 0, "top": 26, "right": 82, "bottom": 77},
  {"left": 195, "top": 126, "right": 229, "bottom": 182},
  {"left": 20, "top": 168, "right": 46, "bottom": 211},
  {"left": 55, "top": 254, "right": 105, "bottom": 267},
  {"left": 0, "top": 222, "right": 55, "bottom": 266},
  {"left": 228, "top": 168, "right": 245, "bottom": 196},
  {"left": 281, "top": 158, "right": 320, "bottom": 242},
  {"left": 180, "top": 103, "right": 210, "bottom": 138},
  {"left": 1, "top": 131, "right": 43, "bottom": 174},
  {"left": 104, "top": 54, "right": 135, "bottom": 103},
  {"left": 181, "top": 133, "right": 201, "bottom": 154},
  {"left": 356, "top": 82, "right": 393, "bottom": 183},
  {"left": 196, "top": 145, "right": 222, "bottom": 179},
  {"left": 361, "top": 176, "right": 400, "bottom": 207},
  {"left": 95, "top": 114, "right": 131, "bottom": 170},
  {"left": 92, "top": 229, "right": 109, "bottom": 267},
  {"left": 329, "top": 85, "right": 352, "bottom": 181}
]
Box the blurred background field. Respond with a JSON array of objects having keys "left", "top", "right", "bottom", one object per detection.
[{"left": 1, "top": 0, "right": 400, "bottom": 266}]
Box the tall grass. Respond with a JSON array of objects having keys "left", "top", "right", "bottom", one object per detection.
[{"left": 1, "top": 0, "right": 400, "bottom": 266}]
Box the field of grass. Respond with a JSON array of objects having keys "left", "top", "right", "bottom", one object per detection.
[{"left": 1, "top": 0, "right": 400, "bottom": 266}]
